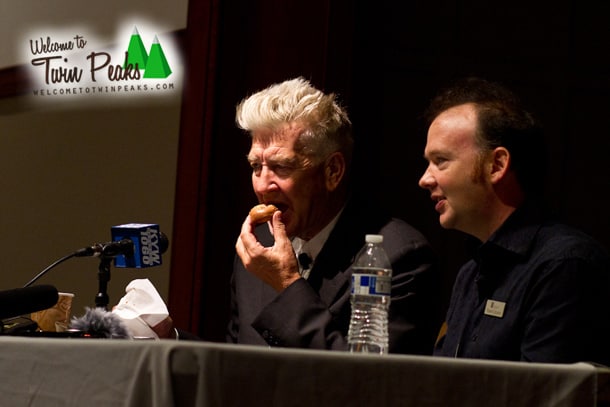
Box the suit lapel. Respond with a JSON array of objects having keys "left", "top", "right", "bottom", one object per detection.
[{"left": 308, "top": 200, "right": 385, "bottom": 304}]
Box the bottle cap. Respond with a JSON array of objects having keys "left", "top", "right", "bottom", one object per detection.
[{"left": 365, "top": 234, "right": 383, "bottom": 244}]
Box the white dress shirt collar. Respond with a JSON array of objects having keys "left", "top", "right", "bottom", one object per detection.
[{"left": 291, "top": 207, "right": 344, "bottom": 279}]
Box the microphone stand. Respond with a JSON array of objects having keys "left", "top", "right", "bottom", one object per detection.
[
  {"left": 95, "top": 256, "right": 113, "bottom": 310},
  {"left": 95, "top": 240, "right": 132, "bottom": 310}
]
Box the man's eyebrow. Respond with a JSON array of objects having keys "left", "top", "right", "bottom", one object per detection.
[
  {"left": 267, "top": 157, "right": 301, "bottom": 170},
  {"left": 246, "top": 153, "right": 297, "bottom": 165},
  {"left": 424, "top": 148, "right": 446, "bottom": 159}
]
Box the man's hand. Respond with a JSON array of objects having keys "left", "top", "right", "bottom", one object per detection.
[{"left": 236, "top": 210, "right": 301, "bottom": 291}]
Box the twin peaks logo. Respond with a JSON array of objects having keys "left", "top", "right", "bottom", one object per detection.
[
  {"left": 124, "top": 27, "right": 172, "bottom": 79},
  {"left": 26, "top": 24, "right": 180, "bottom": 100}
]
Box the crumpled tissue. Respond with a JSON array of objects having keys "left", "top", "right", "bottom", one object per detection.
[{"left": 112, "top": 278, "right": 169, "bottom": 339}]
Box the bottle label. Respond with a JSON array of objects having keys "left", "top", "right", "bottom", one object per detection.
[{"left": 351, "top": 274, "right": 391, "bottom": 295}]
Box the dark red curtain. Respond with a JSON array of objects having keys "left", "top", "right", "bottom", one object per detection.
[
  {"left": 167, "top": 0, "right": 219, "bottom": 333},
  {"left": 168, "top": 0, "right": 359, "bottom": 338}
]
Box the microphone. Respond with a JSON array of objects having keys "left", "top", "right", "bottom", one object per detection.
[
  {"left": 22, "top": 224, "right": 169, "bottom": 300},
  {"left": 0, "top": 285, "right": 59, "bottom": 320},
  {"left": 74, "top": 223, "right": 169, "bottom": 268},
  {"left": 111, "top": 223, "right": 169, "bottom": 268},
  {"left": 70, "top": 307, "right": 130, "bottom": 338},
  {"left": 73, "top": 238, "right": 134, "bottom": 258}
]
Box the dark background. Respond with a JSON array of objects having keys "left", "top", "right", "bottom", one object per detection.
[{"left": 168, "top": 0, "right": 610, "bottom": 341}]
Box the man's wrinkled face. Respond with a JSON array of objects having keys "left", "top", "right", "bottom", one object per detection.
[{"left": 248, "top": 124, "right": 329, "bottom": 239}]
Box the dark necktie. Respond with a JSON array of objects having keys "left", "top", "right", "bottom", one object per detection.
[{"left": 298, "top": 252, "right": 312, "bottom": 271}]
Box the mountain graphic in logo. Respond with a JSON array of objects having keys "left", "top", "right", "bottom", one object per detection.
[
  {"left": 123, "top": 27, "right": 172, "bottom": 79},
  {"left": 125, "top": 27, "right": 148, "bottom": 70},
  {"left": 144, "top": 35, "right": 172, "bottom": 78}
]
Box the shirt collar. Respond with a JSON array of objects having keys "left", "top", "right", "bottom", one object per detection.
[
  {"left": 474, "top": 203, "right": 546, "bottom": 299},
  {"left": 484, "top": 203, "right": 545, "bottom": 259},
  {"left": 292, "top": 207, "right": 345, "bottom": 275}
]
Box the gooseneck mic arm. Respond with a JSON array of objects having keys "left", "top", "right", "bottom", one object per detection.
[
  {"left": 23, "top": 250, "right": 115, "bottom": 310},
  {"left": 23, "top": 252, "right": 77, "bottom": 288},
  {"left": 22, "top": 238, "right": 133, "bottom": 289}
]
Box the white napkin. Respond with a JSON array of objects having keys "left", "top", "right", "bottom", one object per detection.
[{"left": 112, "top": 278, "right": 169, "bottom": 339}]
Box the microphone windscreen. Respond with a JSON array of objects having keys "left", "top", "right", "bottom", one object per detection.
[
  {"left": 111, "top": 223, "right": 169, "bottom": 268},
  {"left": 0, "top": 285, "right": 59, "bottom": 320},
  {"left": 70, "top": 307, "right": 130, "bottom": 339}
]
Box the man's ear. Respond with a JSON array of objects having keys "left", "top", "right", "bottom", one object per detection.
[
  {"left": 324, "top": 152, "right": 346, "bottom": 191},
  {"left": 490, "top": 146, "right": 510, "bottom": 184}
]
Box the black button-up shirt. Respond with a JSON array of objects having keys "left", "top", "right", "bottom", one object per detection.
[{"left": 435, "top": 205, "right": 610, "bottom": 365}]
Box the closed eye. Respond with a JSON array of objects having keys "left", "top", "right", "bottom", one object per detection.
[
  {"left": 268, "top": 163, "right": 297, "bottom": 177},
  {"left": 430, "top": 154, "right": 450, "bottom": 169},
  {"left": 250, "top": 162, "right": 263, "bottom": 175},
  {"left": 248, "top": 160, "right": 299, "bottom": 178}
]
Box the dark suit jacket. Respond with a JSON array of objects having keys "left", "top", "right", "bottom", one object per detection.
[{"left": 226, "top": 199, "right": 440, "bottom": 354}]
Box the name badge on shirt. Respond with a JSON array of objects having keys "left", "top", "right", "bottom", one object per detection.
[{"left": 484, "top": 299, "right": 506, "bottom": 318}]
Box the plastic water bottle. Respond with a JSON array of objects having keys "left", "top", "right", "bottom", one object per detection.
[{"left": 347, "top": 234, "right": 392, "bottom": 354}]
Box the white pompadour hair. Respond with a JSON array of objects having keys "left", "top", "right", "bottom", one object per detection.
[{"left": 235, "top": 77, "right": 353, "bottom": 164}]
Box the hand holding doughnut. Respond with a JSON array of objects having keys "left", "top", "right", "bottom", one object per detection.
[{"left": 249, "top": 204, "right": 279, "bottom": 224}]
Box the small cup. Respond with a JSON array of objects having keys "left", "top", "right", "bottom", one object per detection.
[{"left": 30, "top": 292, "right": 74, "bottom": 332}]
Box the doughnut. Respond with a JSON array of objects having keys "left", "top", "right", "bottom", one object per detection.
[{"left": 249, "top": 204, "right": 278, "bottom": 224}]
